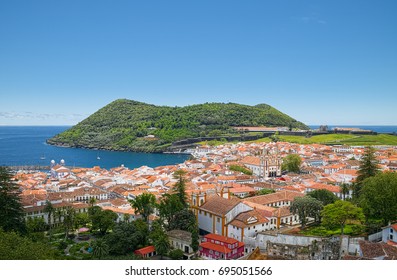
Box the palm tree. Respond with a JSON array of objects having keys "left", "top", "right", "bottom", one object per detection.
[
  {"left": 92, "top": 238, "right": 109, "bottom": 259},
  {"left": 154, "top": 233, "right": 170, "bottom": 260},
  {"left": 123, "top": 213, "right": 130, "bottom": 223},
  {"left": 63, "top": 207, "right": 76, "bottom": 241},
  {"left": 44, "top": 200, "right": 54, "bottom": 240},
  {"left": 89, "top": 197, "right": 96, "bottom": 207},
  {"left": 54, "top": 208, "right": 63, "bottom": 227},
  {"left": 340, "top": 183, "right": 350, "bottom": 200},
  {"left": 129, "top": 193, "right": 157, "bottom": 223}
]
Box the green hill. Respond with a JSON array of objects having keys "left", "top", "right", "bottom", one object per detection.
[{"left": 47, "top": 99, "right": 308, "bottom": 152}]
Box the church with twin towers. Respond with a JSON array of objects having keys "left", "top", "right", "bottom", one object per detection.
[{"left": 241, "top": 147, "right": 282, "bottom": 180}]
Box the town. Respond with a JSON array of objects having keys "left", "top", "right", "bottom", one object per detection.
[{"left": 8, "top": 140, "right": 397, "bottom": 260}]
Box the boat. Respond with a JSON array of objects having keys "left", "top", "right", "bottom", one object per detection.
[{"left": 40, "top": 155, "right": 46, "bottom": 160}]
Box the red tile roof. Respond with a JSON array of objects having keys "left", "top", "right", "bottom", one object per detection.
[
  {"left": 200, "top": 242, "right": 231, "bottom": 254},
  {"left": 134, "top": 245, "right": 155, "bottom": 256},
  {"left": 204, "top": 233, "right": 239, "bottom": 245}
]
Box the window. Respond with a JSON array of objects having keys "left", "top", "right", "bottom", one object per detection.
[
  {"left": 209, "top": 213, "right": 212, "bottom": 218},
  {"left": 204, "top": 212, "right": 207, "bottom": 216},
  {"left": 217, "top": 217, "right": 220, "bottom": 223}
]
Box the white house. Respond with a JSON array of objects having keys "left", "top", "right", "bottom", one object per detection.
[{"left": 382, "top": 223, "right": 397, "bottom": 246}]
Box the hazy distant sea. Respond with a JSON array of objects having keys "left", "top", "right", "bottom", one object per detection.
[
  {"left": 1, "top": 125, "right": 396, "bottom": 169},
  {"left": 0, "top": 126, "right": 189, "bottom": 169},
  {"left": 309, "top": 125, "right": 397, "bottom": 133}
]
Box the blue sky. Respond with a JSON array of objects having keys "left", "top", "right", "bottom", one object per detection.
[{"left": 0, "top": 0, "right": 396, "bottom": 125}]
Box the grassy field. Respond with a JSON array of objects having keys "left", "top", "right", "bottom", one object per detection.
[
  {"left": 196, "top": 133, "right": 397, "bottom": 146},
  {"left": 277, "top": 134, "right": 358, "bottom": 144},
  {"left": 337, "top": 134, "right": 397, "bottom": 146},
  {"left": 253, "top": 134, "right": 397, "bottom": 146},
  {"left": 298, "top": 224, "right": 366, "bottom": 237}
]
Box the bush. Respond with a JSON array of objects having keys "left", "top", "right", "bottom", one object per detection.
[
  {"left": 57, "top": 241, "right": 68, "bottom": 250},
  {"left": 229, "top": 165, "right": 253, "bottom": 175},
  {"left": 169, "top": 249, "right": 184, "bottom": 260}
]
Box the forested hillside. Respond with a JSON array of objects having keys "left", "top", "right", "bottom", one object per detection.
[{"left": 47, "top": 99, "right": 308, "bottom": 152}]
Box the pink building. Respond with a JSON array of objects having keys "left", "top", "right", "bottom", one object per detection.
[{"left": 199, "top": 233, "right": 244, "bottom": 260}]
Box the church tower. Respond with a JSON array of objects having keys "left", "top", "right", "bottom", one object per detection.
[{"left": 260, "top": 147, "right": 282, "bottom": 179}]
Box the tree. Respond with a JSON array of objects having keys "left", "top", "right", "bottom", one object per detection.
[
  {"left": 89, "top": 197, "right": 97, "bottom": 207},
  {"left": 104, "top": 220, "right": 148, "bottom": 256},
  {"left": 158, "top": 193, "right": 184, "bottom": 230},
  {"left": 360, "top": 171, "right": 397, "bottom": 226},
  {"left": 169, "top": 249, "right": 184, "bottom": 260},
  {"left": 153, "top": 231, "right": 170, "bottom": 260},
  {"left": 190, "top": 227, "right": 199, "bottom": 253},
  {"left": 91, "top": 208, "right": 118, "bottom": 235},
  {"left": 356, "top": 146, "right": 380, "bottom": 184},
  {"left": 123, "top": 213, "right": 130, "bottom": 223},
  {"left": 54, "top": 208, "right": 63, "bottom": 226},
  {"left": 290, "top": 196, "right": 323, "bottom": 228},
  {"left": 91, "top": 238, "right": 109, "bottom": 260},
  {"left": 307, "top": 189, "right": 339, "bottom": 206},
  {"left": 340, "top": 183, "right": 350, "bottom": 200},
  {"left": 173, "top": 169, "right": 188, "bottom": 207},
  {"left": 0, "top": 229, "right": 60, "bottom": 260},
  {"left": 26, "top": 217, "right": 47, "bottom": 233},
  {"left": 321, "top": 200, "right": 364, "bottom": 235},
  {"left": 129, "top": 193, "right": 157, "bottom": 223},
  {"left": 43, "top": 200, "right": 54, "bottom": 240},
  {"left": 74, "top": 212, "right": 90, "bottom": 229},
  {"left": 282, "top": 154, "right": 302, "bottom": 173},
  {"left": 149, "top": 220, "right": 170, "bottom": 259},
  {"left": 134, "top": 219, "right": 150, "bottom": 247},
  {"left": 256, "top": 189, "right": 275, "bottom": 196},
  {"left": 229, "top": 165, "right": 253, "bottom": 175},
  {"left": 62, "top": 207, "right": 76, "bottom": 241},
  {"left": 0, "top": 167, "right": 26, "bottom": 233},
  {"left": 168, "top": 209, "right": 196, "bottom": 232}
]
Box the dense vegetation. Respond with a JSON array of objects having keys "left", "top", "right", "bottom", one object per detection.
[
  {"left": 47, "top": 99, "right": 308, "bottom": 152},
  {"left": 229, "top": 164, "right": 253, "bottom": 175}
]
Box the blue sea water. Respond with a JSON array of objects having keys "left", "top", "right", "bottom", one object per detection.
[
  {"left": 309, "top": 125, "right": 397, "bottom": 134},
  {"left": 0, "top": 126, "right": 189, "bottom": 169}
]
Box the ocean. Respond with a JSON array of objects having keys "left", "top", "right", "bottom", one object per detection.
[
  {"left": 1, "top": 125, "right": 396, "bottom": 170},
  {"left": 308, "top": 125, "right": 397, "bottom": 134},
  {"left": 0, "top": 126, "right": 190, "bottom": 169}
]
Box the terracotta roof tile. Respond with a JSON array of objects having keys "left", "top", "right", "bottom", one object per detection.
[{"left": 199, "top": 195, "right": 241, "bottom": 215}]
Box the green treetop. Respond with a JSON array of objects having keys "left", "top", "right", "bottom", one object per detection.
[
  {"left": 282, "top": 154, "right": 302, "bottom": 173},
  {"left": 0, "top": 167, "right": 26, "bottom": 234},
  {"left": 356, "top": 146, "right": 380, "bottom": 184}
]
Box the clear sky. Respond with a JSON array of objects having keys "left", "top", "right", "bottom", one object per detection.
[{"left": 0, "top": 0, "right": 396, "bottom": 125}]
